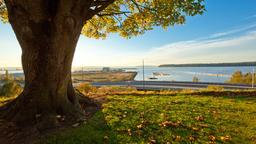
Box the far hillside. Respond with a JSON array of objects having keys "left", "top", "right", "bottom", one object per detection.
[{"left": 159, "top": 61, "right": 256, "bottom": 67}]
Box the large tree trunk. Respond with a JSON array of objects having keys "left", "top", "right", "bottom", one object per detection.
[{"left": 3, "top": 1, "right": 89, "bottom": 129}]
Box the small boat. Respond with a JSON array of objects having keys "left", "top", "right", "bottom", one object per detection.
[
  {"left": 153, "top": 72, "right": 170, "bottom": 76},
  {"left": 149, "top": 76, "right": 158, "bottom": 80}
]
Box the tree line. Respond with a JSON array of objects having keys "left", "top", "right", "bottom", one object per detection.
[{"left": 159, "top": 62, "right": 256, "bottom": 67}]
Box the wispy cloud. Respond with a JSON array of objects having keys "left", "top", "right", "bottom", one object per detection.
[
  {"left": 73, "top": 23, "right": 256, "bottom": 66},
  {"left": 204, "top": 23, "right": 256, "bottom": 39},
  {"left": 143, "top": 28, "right": 256, "bottom": 65}
]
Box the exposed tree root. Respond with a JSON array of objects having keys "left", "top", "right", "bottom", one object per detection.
[{"left": 0, "top": 91, "right": 101, "bottom": 144}]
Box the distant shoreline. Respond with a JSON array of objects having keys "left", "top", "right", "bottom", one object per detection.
[{"left": 159, "top": 61, "right": 256, "bottom": 67}]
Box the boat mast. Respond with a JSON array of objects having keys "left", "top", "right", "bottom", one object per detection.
[
  {"left": 143, "top": 59, "right": 145, "bottom": 90},
  {"left": 252, "top": 67, "right": 255, "bottom": 89}
]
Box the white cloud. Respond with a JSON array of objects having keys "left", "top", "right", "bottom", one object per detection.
[
  {"left": 73, "top": 28, "right": 256, "bottom": 66},
  {"left": 143, "top": 30, "right": 256, "bottom": 65},
  {"left": 204, "top": 23, "right": 256, "bottom": 39}
]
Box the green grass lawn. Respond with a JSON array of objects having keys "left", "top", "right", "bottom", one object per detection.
[{"left": 45, "top": 95, "right": 256, "bottom": 144}]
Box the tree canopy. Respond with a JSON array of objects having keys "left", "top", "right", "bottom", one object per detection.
[
  {"left": 0, "top": 0, "right": 7, "bottom": 23},
  {"left": 0, "top": 0, "right": 206, "bottom": 131},
  {"left": 0, "top": 0, "right": 205, "bottom": 39}
]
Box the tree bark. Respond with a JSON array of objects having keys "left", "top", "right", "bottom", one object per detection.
[{"left": 3, "top": 0, "right": 89, "bottom": 128}]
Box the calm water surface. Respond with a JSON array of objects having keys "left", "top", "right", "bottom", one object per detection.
[
  {"left": 1, "top": 66, "right": 255, "bottom": 83},
  {"left": 130, "top": 66, "right": 255, "bottom": 83}
]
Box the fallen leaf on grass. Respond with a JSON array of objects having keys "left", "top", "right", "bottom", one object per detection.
[
  {"left": 192, "top": 127, "right": 199, "bottom": 131},
  {"left": 175, "top": 135, "right": 181, "bottom": 141},
  {"left": 209, "top": 135, "right": 216, "bottom": 141},
  {"left": 198, "top": 123, "right": 208, "bottom": 128},
  {"left": 137, "top": 124, "right": 143, "bottom": 129},
  {"left": 148, "top": 138, "right": 156, "bottom": 144},
  {"left": 104, "top": 136, "right": 109, "bottom": 140},
  {"left": 160, "top": 113, "right": 166, "bottom": 118},
  {"left": 72, "top": 123, "right": 79, "bottom": 127},
  {"left": 127, "top": 129, "right": 132, "bottom": 136},
  {"left": 220, "top": 135, "right": 231, "bottom": 141},
  {"left": 212, "top": 110, "right": 217, "bottom": 114},
  {"left": 195, "top": 115, "right": 204, "bottom": 121},
  {"left": 160, "top": 121, "right": 181, "bottom": 127},
  {"left": 188, "top": 136, "right": 196, "bottom": 141}
]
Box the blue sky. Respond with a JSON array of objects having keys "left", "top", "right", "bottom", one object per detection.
[{"left": 1, "top": 0, "right": 256, "bottom": 67}]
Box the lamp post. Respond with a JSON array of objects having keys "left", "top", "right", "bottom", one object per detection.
[{"left": 252, "top": 67, "right": 255, "bottom": 89}]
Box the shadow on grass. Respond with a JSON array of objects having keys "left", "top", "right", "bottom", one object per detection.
[
  {"left": 42, "top": 93, "right": 256, "bottom": 144},
  {"left": 42, "top": 111, "right": 117, "bottom": 144}
]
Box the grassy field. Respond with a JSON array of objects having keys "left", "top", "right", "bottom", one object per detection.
[
  {"left": 44, "top": 94, "right": 256, "bottom": 144},
  {"left": 0, "top": 71, "right": 137, "bottom": 83},
  {"left": 72, "top": 72, "right": 137, "bottom": 82}
]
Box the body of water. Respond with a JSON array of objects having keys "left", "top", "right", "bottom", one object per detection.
[
  {"left": 0, "top": 66, "right": 255, "bottom": 83},
  {"left": 129, "top": 66, "right": 255, "bottom": 83}
]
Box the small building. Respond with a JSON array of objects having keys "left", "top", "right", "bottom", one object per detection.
[{"left": 102, "top": 67, "right": 111, "bottom": 72}]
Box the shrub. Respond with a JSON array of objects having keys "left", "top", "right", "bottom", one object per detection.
[
  {"left": 192, "top": 76, "right": 200, "bottom": 82},
  {"left": 0, "top": 70, "right": 14, "bottom": 81},
  {"left": 97, "top": 86, "right": 137, "bottom": 94},
  {"left": 227, "top": 71, "right": 256, "bottom": 84},
  {"left": 181, "top": 89, "right": 197, "bottom": 94},
  {"left": 205, "top": 85, "right": 224, "bottom": 91},
  {"left": 0, "top": 80, "right": 22, "bottom": 97},
  {"left": 76, "top": 83, "right": 97, "bottom": 94}
]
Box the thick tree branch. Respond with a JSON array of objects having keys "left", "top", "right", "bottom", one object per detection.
[
  {"left": 90, "top": 0, "right": 110, "bottom": 7},
  {"left": 97, "top": 11, "right": 131, "bottom": 17},
  {"left": 130, "top": 0, "right": 143, "bottom": 13},
  {"left": 85, "top": 0, "right": 115, "bottom": 21}
]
